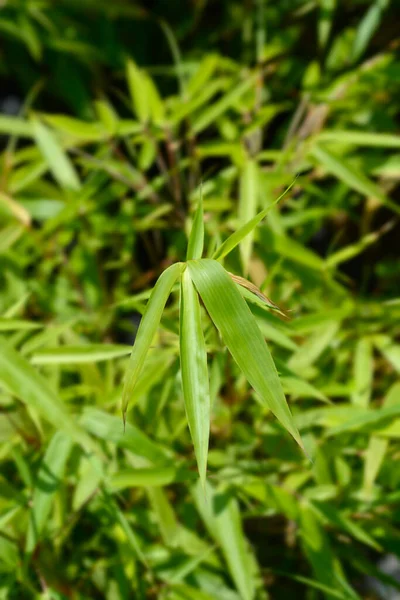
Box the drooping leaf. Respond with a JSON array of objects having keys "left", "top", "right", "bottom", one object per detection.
[{"left": 188, "top": 259, "right": 302, "bottom": 448}]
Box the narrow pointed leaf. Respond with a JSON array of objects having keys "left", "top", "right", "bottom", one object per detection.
[
  {"left": 193, "top": 481, "right": 256, "bottom": 600},
  {"left": 192, "top": 76, "right": 255, "bottom": 134},
  {"left": 238, "top": 159, "right": 258, "bottom": 273},
  {"left": 351, "top": 338, "right": 373, "bottom": 407},
  {"left": 363, "top": 436, "right": 388, "bottom": 494},
  {"left": 122, "top": 262, "right": 182, "bottom": 420},
  {"left": 188, "top": 259, "right": 302, "bottom": 448},
  {"left": 187, "top": 190, "right": 204, "bottom": 260},
  {"left": 300, "top": 504, "right": 359, "bottom": 600},
  {"left": 126, "top": 59, "right": 149, "bottom": 123},
  {"left": 310, "top": 144, "right": 400, "bottom": 215},
  {"left": 212, "top": 178, "right": 297, "bottom": 261},
  {"left": 31, "top": 344, "right": 132, "bottom": 364},
  {"left": 0, "top": 339, "right": 92, "bottom": 449},
  {"left": 180, "top": 268, "right": 210, "bottom": 486},
  {"left": 32, "top": 119, "right": 81, "bottom": 191},
  {"left": 26, "top": 431, "right": 73, "bottom": 553}
]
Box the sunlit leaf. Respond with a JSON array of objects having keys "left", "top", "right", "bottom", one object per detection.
[
  {"left": 187, "top": 189, "right": 204, "bottom": 261},
  {"left": 188, "top": 259, "right": 302, "bottom": 448},
  {"left": 180, "top": 268, "right": 210, "bottom": 486},
  {"left": 122, "top": 262, "right": 183, "bottom": 421}
]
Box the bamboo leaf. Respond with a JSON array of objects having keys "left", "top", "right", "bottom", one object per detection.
[
  {"left": 110, "top": 465, "right": 194, "bottom": 490},
  {"left": 122, "top": 262, "right": 182, "bottom": 421},
  {"left": 31, "top": 344, "right": 132, "bottom": 364},
  {"left": 26, "top": 431, "right": 73, "bottom": 553},
  {"left": 187, "top": 54, "right": 219, "bottom": 97},
  {"left": 300, "top": 503, "right": 359, "bottom": 600},
  {"left": 188, "top": 259, "right": 302, "bottom": 448},
  {"left": 126, "top": 59, "right": 149, "bottom": 123},
  {"left": 351, "top": 338, "right": 373, "bottom": 407},
  {"left": 192, "top": 76, "right": 255, "bottom": 134},
  {"left": 187, "top": 188, "right": 204, "bottom": 260},
  {"left": 179, "top": 268, "right": 210, "bottom": 486},
  {"left": 0, "top": 115, "right": 33, "bottom": 138},
  {"left": 194, "top": 481, "right": 256, "bottom": 600},
  {"left": 32, "top": 119, "right": 81, "bottom": 191},
  {"left": 310, "top": 144, "right": 400, "bottom": 215},
  {"left": 0, "top": 339, "right": 91, "bottom": 448},
  {"left": 81, "top": 407, "right": 170, "bottom": 464},
  {"left": 212, "top": 178, "right": 297, "bottom": 262},
  {"left": 316, "top": 130, "right": 400, "bottom": 148},
  {"left": 362, "top": 436, "right": 388, "bottom": 494},
  {"left": 238, "top": 159, "right": 258, "bottom": 273}
]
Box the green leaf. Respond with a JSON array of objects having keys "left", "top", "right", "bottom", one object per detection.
[
  {"left": 179, "top": 268, "right": 210, "bottom": 486},
  {"left": 0, "top": 339, "right": 91, "bottom": 448},
  {"left": 212, "top": 178, "right": 297, "bottom": 261},
  {"left": 31, "top": 344, "right": 132, "bottom": 364},
  {"left": 310, "top": 144, "right": 400, "bottom": 215},
  {"left": 288, "top": 322, "right": 339, "bottom": 373},
  {"left": 188, "top": 259, "right": 302, "bottom": 448},
  {"left": 351, "top": 338, "right": 373, "bottom": 407},
  {"left": 325, "top": 230, "right": 383, "bottom": 269},
  {"left": 32, "top": 119, "right": 81, "bottom": 191},
  {"left": 26, "top": 431, "right": 73, "bottom": 553},
  {"left": 145, "top": 72, "right": 165, "bottom": 124},
  {"left": 126, "top": 59, "right": 149, "bottom": 123},
  {"left": 121, "top": 262, "right": 182, "bottom": 420},
  {"left": 362, "top": 436, "right": 388, "bottom": 494},
  {"left": 373, "top": 335, "right": 400, "bottom": 373},
  {"left": 101, "top": 488, "right": 147, "bottom": 565},
  {"left": 187, "top": 55, "right": 219, "bottom": 97},
  {"left": 110, "top": 465, "right": 194, "bottom": 490},
  {"left": 0, "top": 115, "right": 33, "bottom": 138},
  {"left": 81, "top": 407, "right": 170, "bottom": 464},
  {"left": 43, "top": 114, "right": 107, "bottom": 141},
  {"left": 352, "top": 1, "right": 388, "bottom": 62},
  {"left": 312, "top": 501, "right": 381, "bottom": 551},
  {"left": 238, "top": 159, "right": 258, "bottom": 273},
  {"left": 318, "top": 0, "right": 336, "bottom": 49},
  {"left": 300, "top": 503, "right": 359, "bottom": 600},
  {"left": 187, "top": 189, "right": 204, "bottom": 260},
  {"left": 326, "top": 403, "right": 400, "bottom": 437},
  {"left": 147, "top": 487, "right": 180, "bottom": 547},
  {"left": 316, "top": 130, "right": 400, "bottom": 148},
  {"left": 192, "top": 76, "right": 255, "bottom": 134},
  {"left": 194, "top": 481, "right": 256, "bottom": 600},
  {"left": 0, "top": 319, "right": 41, "bottom": 332}
]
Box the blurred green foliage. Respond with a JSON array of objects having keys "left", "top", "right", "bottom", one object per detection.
[{"left": 1, "top": 0, "right": 400, "bottom": 598}]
